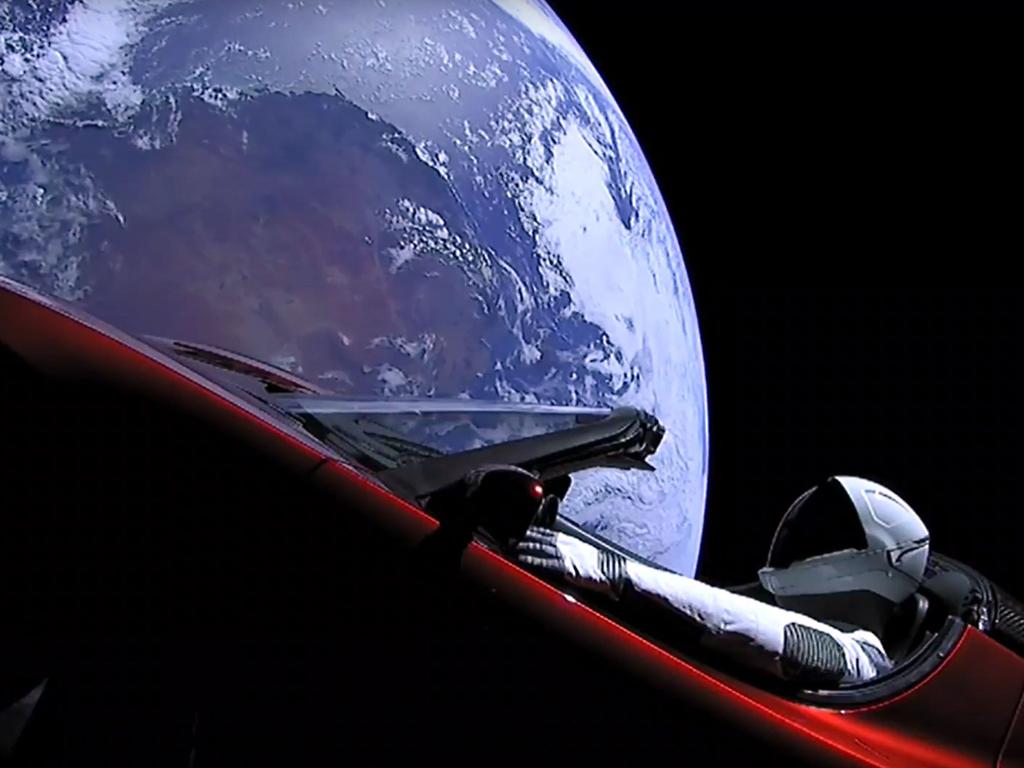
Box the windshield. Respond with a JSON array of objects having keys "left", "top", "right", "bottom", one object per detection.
[
  {"left": 273, "top": 394, "right": 672, "bottom": 570},
  {"left": 274, "top": 396, "right": 609, "bottom": 459}
]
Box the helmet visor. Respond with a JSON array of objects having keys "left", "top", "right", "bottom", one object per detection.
[{"left": 767, "top": 478, "right": 869, "bottom": 569}]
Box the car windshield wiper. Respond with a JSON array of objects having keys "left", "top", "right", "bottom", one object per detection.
[
  {"left": 378, "top": 407, "right": 665, "bottom": 501},
  {"left": 349, "top": 417, "right": 447, "bottom": 463}
]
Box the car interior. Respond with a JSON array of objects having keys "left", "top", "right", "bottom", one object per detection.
[
  {"left": 731, "top": 560, "right": 974, "bottom": 661},
  {"left": 553, "top": 507, "right": 983, "bottom": 703}
]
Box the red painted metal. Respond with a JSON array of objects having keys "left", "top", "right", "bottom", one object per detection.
[
  {"left": 836, "top": 629, "right": 1024, "bottom": 766},
  {"left": 5, "top": 274, "right": 1023, "bottom": 767},
  {"left": 997, "top": 687, "right": 1024, "bottom": 767}
]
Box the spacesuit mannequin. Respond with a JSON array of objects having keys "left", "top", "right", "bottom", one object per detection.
[{"left": 515, "top": 476, "right": 930, "bottom": 687}]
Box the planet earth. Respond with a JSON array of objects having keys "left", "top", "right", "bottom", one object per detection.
[{"left": 0, "top": 0, "right": 708, "bottom": 575}]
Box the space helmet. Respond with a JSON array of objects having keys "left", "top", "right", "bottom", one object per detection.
[{"left": 758, "top": 476, "right": 930, "bottom": 635}]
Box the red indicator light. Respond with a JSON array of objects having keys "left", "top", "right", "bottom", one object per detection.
[{"left": 531, "top": 483, "right": 544, "bottom": 498}]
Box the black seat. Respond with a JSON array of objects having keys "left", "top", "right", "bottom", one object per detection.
[
  {"left": 920, "top": 571, "right": 974, "bottom": 618},
  {"left": 885, "top": 592, "right": 930, "bottom": 662},
  {"left": 725, "top": 580, "right": 777, "bottom": 604}
]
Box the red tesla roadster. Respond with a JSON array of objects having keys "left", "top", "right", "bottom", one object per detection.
[{"left": 2, "top": 273, "right": 1024, "bottom": 767}]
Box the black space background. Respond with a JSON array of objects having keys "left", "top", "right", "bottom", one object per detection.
[{"left": 543, "top": 8, "right": 1023, "bottom": 593}]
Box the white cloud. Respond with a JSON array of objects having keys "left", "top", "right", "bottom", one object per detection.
[
  {"left": 1, "top": 0, "right": 174, "bottom": 130},
  {"left": 490, "top": 0, "right": 614, "bottom": 102}
]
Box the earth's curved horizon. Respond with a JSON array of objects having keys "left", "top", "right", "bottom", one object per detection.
[{"left": 0, "top": 0, "right": 708, "bottom": 575}]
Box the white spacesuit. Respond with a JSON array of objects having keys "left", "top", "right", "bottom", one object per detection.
[{"left": 515, "top": 476, "right": 930, "bottom": 687}]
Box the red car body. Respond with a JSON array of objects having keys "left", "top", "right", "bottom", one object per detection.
[{"left": 2, "top": 273, "right": 1023, "bottom": 767}]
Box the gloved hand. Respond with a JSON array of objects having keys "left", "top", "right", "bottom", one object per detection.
[{"left": 513, "top": 526, "right": 629, "bottom": 598}]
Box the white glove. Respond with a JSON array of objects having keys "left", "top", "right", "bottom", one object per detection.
[{"left": 513, "top": 527, "right": 628, "bottom": 597}]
